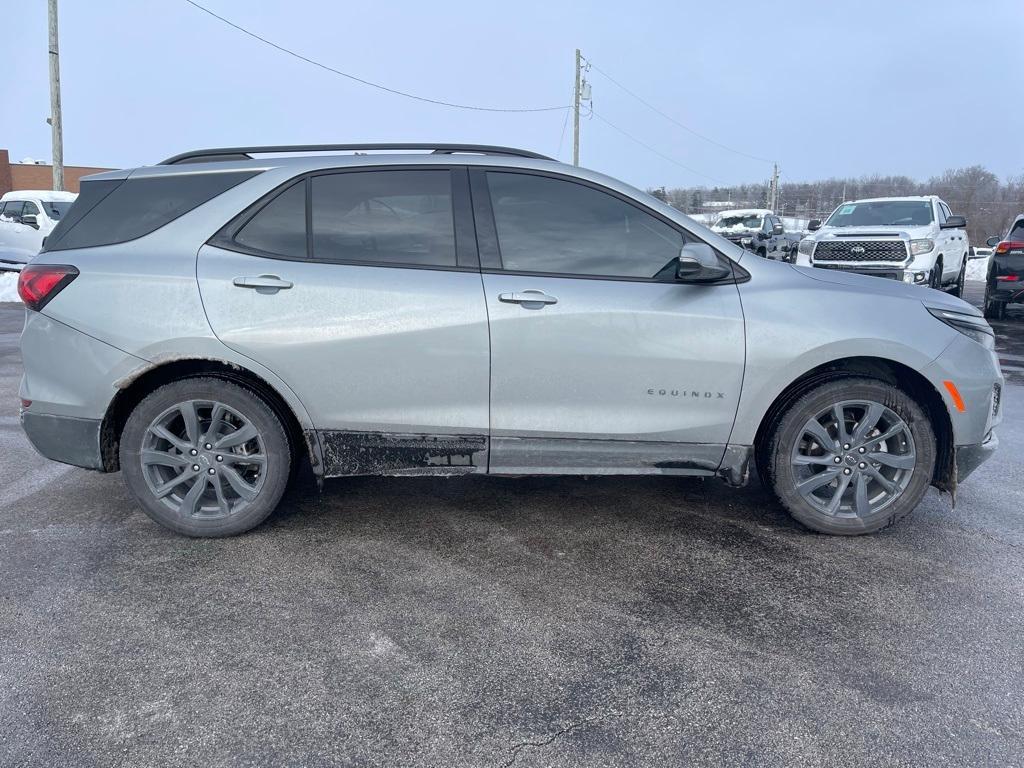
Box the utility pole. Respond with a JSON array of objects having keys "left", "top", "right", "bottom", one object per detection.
[
  {"left": 769, "top": 162, "right": 779, "bottom": 213},
  {"left": 48, "top": 0, "right": 64, "bottom": 191},
  {"left": 572, "top": 48, "right": 582, "bottom": 166}
]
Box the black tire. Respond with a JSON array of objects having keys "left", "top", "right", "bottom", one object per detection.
[
  {"left": 757, "top": 248, "right": 767, "bottom": 259},
  {"left": 120, "top": 377, "right": 291, "bottom": 537},
  {"left": 764, "top": 378, "right": 936, "bottom": 535},
  {"left": 984, "top": 298, "right": 1005, "bottom": 320},
  {"left": 929, "top": 259, "right": 943, "bottom": 290}
]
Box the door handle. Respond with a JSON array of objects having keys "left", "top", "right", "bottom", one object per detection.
[
  {"left": 498, "top": 290, "right": 558, "bottom": 306},
  {"left": 232, "top": 275, "right": 293, "bottom": 292}
]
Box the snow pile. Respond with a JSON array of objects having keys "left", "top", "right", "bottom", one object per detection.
[
  {"left": 966, "top": 255, "right": 990, "bottom": 281},
  {"left": 0, "top": 272, "right": 20, "bottom": 303}
]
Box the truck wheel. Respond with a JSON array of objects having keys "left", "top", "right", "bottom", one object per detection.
[
  {"left": 929, "top": 259, "right": 943, "bottom": 289},
  {"left": 757, "top": 248, "right": 767, "bottom": 259},
  {"left": 120, "top": 377, "right": 292, "bottom": 537},
  {"left": 764, "top": 378, "right": 936, "bottom": 535}
]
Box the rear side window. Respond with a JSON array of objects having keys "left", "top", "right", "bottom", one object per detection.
[
  {"left": 234, "top": 181, "right": 307, "bottom": 259},
  {"left": 486, "top": 171, "right": 684, "bottom": 279},
  {"left": 311, "top": 170, "right": 456, "bottom": 267},
  {"left": 44, "top": 170, "right": 259, "bottom": 251},
  {"left": 1010, "top": 220, "right": 1024, "bottom": 241}
]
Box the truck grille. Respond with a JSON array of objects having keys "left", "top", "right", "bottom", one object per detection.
[{"left": 814, "top": 240, "right": 908, "bottom": 262}]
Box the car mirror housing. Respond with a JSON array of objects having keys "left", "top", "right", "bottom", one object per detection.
[
  {"left": 807, "top": 219, "right": 821, "bottom": 231},
  {"left": 676, "top": 243, "right": 731, "bottom": 283},
  {"left": 20, "top": 214, "right": 38, "bottom": 229},
  {"left": 941, "top": 215, "right": 967, "bottom": 229},
  {"left": 772, "top": 224, "right": 784, "bottom": 235},
  {"left": 986, "top": 236, "right": 1001, "bottom": 248}
]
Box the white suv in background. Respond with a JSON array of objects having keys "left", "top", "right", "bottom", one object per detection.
[
  {"left": 796, "top": 196, "right": 969, "bottom": 295},
  {"left": 0, "top": 190, "right": 77, "bottom": 272}
]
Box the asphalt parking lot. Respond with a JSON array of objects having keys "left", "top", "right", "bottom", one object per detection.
[{"left": 2, "top": 284, "right": 1022, "bottom": 767}]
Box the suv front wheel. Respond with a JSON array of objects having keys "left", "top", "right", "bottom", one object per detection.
[
  {"left": 120, "top": 377, "right": 291, "bottom": 537},
  {"left": 764, "top": 378, "right": 936, "bottom": 535}
]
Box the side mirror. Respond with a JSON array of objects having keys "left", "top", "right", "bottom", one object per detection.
[
  {"left": 941, "top": 215, "right": 966, "bottom": 229},
  {"left": 20, "top": 213, "right": 38, "bottom": 229},
  {"left": 807, "top": 219, "right": 821, "bottom": 231},
  {"left": 986, "top": 236, "right": 1001, "bottom": 248},
  {"left": 772, "top": 223, "right": 784, "bottom": 235},
  {"left": 676, "top": 243, "right": 731, "bottom": 283}
]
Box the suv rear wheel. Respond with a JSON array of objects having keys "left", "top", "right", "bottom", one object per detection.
[
  {"left": 764, "top": 378, "right": 936, "bottom": 535},
  {"left": 120, "top": 377, "right": 291, "bottom": 537}
]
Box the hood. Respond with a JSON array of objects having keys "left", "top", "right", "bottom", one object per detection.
[
  {"left": 788, "top": 264, "right": 982, "bottom": 316},
  {"left": 808, "top": 224, "right": 930, "bottom": 241}
]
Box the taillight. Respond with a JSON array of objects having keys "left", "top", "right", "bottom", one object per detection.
[
  {"left": 17, "top": 264, "right": 79, "bottom": 311},
  {"left": 994, "top": 241, "right": 1024, "bottom": 254},
  {"left": 995, "top": 275, "right": 1020, "bottom": 282}
]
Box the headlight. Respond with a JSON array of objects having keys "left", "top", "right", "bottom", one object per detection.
[
  {"left": 740, "top": 237, "right": 753, "bottom": 246},
  {"left": 927, "top": 307, "right": 995, "bottom": 349},
  {"left": 910, "top": 239, "right": 934, "bottom": 256},
  {"left": 798, "top": 239, "right": 815, "bottom": 256}
]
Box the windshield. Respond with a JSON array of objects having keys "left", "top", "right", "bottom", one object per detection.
[
  {"left": 825, "top": 201, "right": 933, "bottom": 228},
  {"left": 43, "top": 201, "right": 73, "bottom": 220},
  {"left": 714, "top": 214, "right": 763, "bottom": 230}
]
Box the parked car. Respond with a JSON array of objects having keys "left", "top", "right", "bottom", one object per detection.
[
  {"left": 0, "top": 190, "right": 77, "bottom": 272},
  {"left": 17, "top": 144, "right": 1002, "bottom": 538},
  {"left": 971, "top": 246, "right": 993, "bottom": 261},
  {"left": 711, "top": 209, "right": 801, "bottom": 261},
  {"left": 796, "top": 196, "right": 970, "bottom": 295},
  {"left": 983, "top": 215, "right": 1024, "bottom": 319}
]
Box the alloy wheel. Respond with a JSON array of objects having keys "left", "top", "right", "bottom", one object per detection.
[
  {"left": 140, "top": 399, "right": 267, "bottom": 519},
  {"left": 790, "top": 399, "right": 916, "bottom": 518}
]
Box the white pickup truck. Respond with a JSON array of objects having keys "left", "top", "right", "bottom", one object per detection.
[
  {"left": 0, "top": 190, "right": 77, "bottom": 272},
  {"left": 796, "top": 196, "right": 970, "bottom": 296}
]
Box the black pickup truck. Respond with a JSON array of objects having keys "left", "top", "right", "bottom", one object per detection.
[{"left": 709, "top": 209, "right": 802, "bottom": 262}]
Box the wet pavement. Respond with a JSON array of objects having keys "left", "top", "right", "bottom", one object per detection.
[{"left": 1, "top": 286, "right": 1022, "bottom": 767}]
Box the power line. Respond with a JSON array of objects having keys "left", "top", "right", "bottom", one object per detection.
[
  {"left": 590, "top": 110, "right": 724, "bottom": 184},
  {"left": 556, "top": 100, "right": 572, "bottom": 160},
  {"left": 183, "top": 0, "right": 569, "bottom": 113},
  {"left": 587, "top": 61, "right": 774, "bottom": 165}
]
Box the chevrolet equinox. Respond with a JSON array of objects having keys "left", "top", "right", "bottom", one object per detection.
[{"left": 17, "top": 144, "right": 1003, "bottom": 537}]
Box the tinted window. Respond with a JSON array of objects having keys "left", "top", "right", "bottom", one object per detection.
[
  {"left": 487, "top": 172, "right": 684, "bottom": 278},
  {"left": 23, "top": 201, "right": 40, "bottom": 216},
  {"left": 42, "top": 201, "right": 72, "bottom": 220},
  {"left": 0, "top": 202, "right": 23, "bottom": 221},
  {"left": 1009, "top": 220, "right": 1024, "bottom": 241},
  {"left": 234, "top": 181, "right": 307, "bottom": 258},
  {"left": 311, "top": 170, "right": 455, "bottom": 267},
  {"left": 44, "top": 171, "right": 259, "bottom": 252}
]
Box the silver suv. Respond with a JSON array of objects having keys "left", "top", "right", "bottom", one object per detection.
[{"left": 17, "top": 144, "right": 1003, "bottom": 537}]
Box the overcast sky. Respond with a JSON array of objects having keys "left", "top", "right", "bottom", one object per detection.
[{"left": 3, "top": 0, "right": 1022, "bottom": 190}]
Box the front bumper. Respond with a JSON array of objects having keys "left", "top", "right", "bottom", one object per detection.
[
  {"left": 812, "top": 263, "right": 930, "bottom": 284},
  {"left": 955, "top": 431, "right": 998, "bottom": 482},
  {"left": 21, "top": 410, "right": 105, "bottom": 470}
]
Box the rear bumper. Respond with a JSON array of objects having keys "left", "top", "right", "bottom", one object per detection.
[
  {"left": 20, "top": 410, "right": 105, "bottom": 470},
  {"left": 987, "top": 285, "right": 1024, "bottom": 304},
  {"left": 955, "top": 431, "right": 998, "bottom": 482}
]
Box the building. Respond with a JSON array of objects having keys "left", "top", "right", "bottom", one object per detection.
[{"left": 0, "top": 148, "right": 114, "bottom": 196}]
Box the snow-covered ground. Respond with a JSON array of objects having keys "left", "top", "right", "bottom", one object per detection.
[
  {"left": 966, "top": 255, "right": 990, "bottom": 281},
  {"left": 0, "top": 272, "right": 20, "bottom": 303}
]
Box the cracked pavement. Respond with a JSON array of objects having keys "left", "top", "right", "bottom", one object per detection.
[{"left": 1, "top": 285, "right": 1022, "bottom": 766}]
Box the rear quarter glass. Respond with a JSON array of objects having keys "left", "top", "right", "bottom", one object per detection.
[{"left": 44, "top": 171, "right": 260, "bottom": 252}]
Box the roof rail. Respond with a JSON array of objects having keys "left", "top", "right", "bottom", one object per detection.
[{"left": 159, "top": 143, "right": 554, "bottom": 165}]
